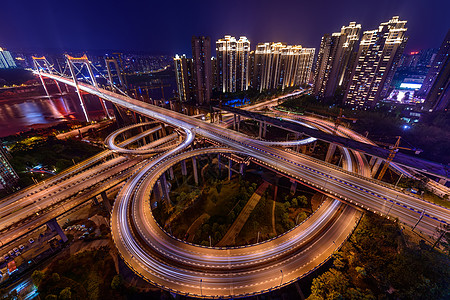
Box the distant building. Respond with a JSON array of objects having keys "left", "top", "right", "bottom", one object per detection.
[
  {"left": 216, "top": 35, "right": 251, "bottom": 93},
  {"left": 174, "top": 54, "right": 194, "bottom": 102},
  {"left": 423, "top": 30, "right": 450, "bottom": 111},
  {"left": 344, "top": 16, "right": 408, "bottom": 109},
  {"left": 191, "top": 36, "right": 212, "bottom": 105},
  {"left": 0, "top": 47, "right": 17, "bottom": 69},
  {"left": 0, "top": 146, "right": 18, "bottom": 192},
  {"left": 253, "top": 42, "right": 315, "bottom": 92},
  {"left": 313, "top": 22, "right": 362, "bottom": 101}
]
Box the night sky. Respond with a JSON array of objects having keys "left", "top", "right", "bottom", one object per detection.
[{"left": 1, "top": 0, "right": 449, "bottom": 55}]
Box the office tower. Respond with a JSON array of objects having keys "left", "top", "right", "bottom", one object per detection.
[
  {"left": 344, "top": 16, "right": 408, "bottom": 109},
  {"left": 423, "top": 30, "right": 450, "bottom": 111},
  {"left": 216, "top": 35, "right": 250, "bottom": 93},
  {"left": 174, "top": 54, "right": 194, "bottom": 102},
  {"left": 211, "top": 57, "right": 218, "bottom": 91},
  {"left": 313, "top": 22, "right": 362, "bottom": 101},
  {"left": 0, "top": 46, "right": 17, "bottom": 69},
  {"left": 0, "top": 146, "right": 18, "bottom": 192},
  {"left": 419, "top": 30, "right": 450, "bottom": 100},
  {"left": 191, "top": 36, "right": 212, "bottom": 105},
  {"left": 253, "top": 43, "right": 315, "bottom": 92}
]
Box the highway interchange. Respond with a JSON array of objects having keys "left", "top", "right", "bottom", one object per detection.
[
  {"left": 2, "top": 71, "right": 447, "bottom": 298},
  {"left": 30, "top": 72, "right": 449, "bottom": 298}
]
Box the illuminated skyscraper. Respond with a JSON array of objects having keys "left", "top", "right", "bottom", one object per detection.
[
  {"left": 313, "top": 22, "right": 362, "bottom": 101},
  {"left": 216, "top": 35, "right": 250, "bottom": 93},
  {"left": 0, "top": 146, "right": 18, "bottom": 192},
  {"left": 344, "top": 17, "right": 408, "bottom": 109},
  {"left": 253, "top": 42, "right": 315, "bottom": 92},
  {"left": 191, "top": 36, "right": 212, "bottom": 105},
  {"left": 174, "top": 54, "right": 194, "bottom": 102},
  {"left": 422, "top": 30, "right": 450, "bottom": 111},
  {"left": 0, "top": 46, "right": 16, "bottom": 69}
]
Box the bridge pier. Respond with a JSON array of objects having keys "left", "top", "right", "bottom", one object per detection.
[
  {"left": 168, "top": 167, "right": 174, "bottom": 180},
  {"left": 181, "top": 160, "right": 187, "bottom": 176},
  {"left": 371, "top": 158, "right": 383, "bottom": 177},
  {"left": 160, "top": 173, "right": 171, "bottom": 204},
  {"left": 228, "top": 159, "right": 232, "bottom": 181},
  {"left": 239, "top": 163, "right": 245, "bottom": 176},
  {"left": 47, "top": 218, "right": 68, "bottom": 243},
  {"left": 290, "top": 180, "right": 297, "bottom": 194},
  {"left": 237, "top": 115, "right": 241, "bottom": 132},
  {"left": 101, "top": 191, "right": 112, "bottom": 212},
  {"left": 192, "top": 156, "right": 199, "bottom": 185},
  {"left": 325, "top": 143, "right": 337, "bottom": 163},
  {"left": 217, "top": 154, "right": 221, "bottom": 176}
]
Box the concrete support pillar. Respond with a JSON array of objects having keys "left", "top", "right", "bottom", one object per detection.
[
  {"left": 371, "top": 158, "right": 383, "bottom": 177},
  {"left": 237, "top": 115, "right": 241, "bottom": 132},
  {"left": 228, "top": 159, "right": 232, "bottom": 181},
  {"left": 439, "top": 178, "right": 447, "bottom": 185},
  {"left": 262, "top": 122, "right": 267, "bottom": 139},
  {"left": 92, "top": 196, "right": 99, "bottom": 205},
  {"left": 325, "top": 143, "right": 337, "bottom": 163},
  {"left": 47, "top": 218, "right": 68, "bottom": 243},
  {"left": 192, "top": 156, "right": 199, "bottom": 185},
  {"left": 154, "top": 180, "right": 162, "bottom": 203},
  {"left": 160, "top": 123, "right": 167, "bottom": 137},
  {"left": 239, "top": 163, "right": 245, "bottom": 175},
  {"left": 168, "top": 167, "right": 174, "bottom": 180},
  {"left": 290, "top": 180, "right": 297, "bottom": 194},
  {"left": 369, "top": 156, "right": 377, "bottom": 167},
  {"left": 218, "top": 154, "right": 221, "bottom": 175},
  {"left": 259, "top": 121, "right": 263, "bottom": 139},
  {"left": 160, "top": 173, "right": 171, "bottom": 204},
  {"left": 233, "top": 114, "right": 237, "bottom": 131},
  {"left": 101, "top": 191, "right": 112, "bottom": 212},
  {"left": 181, "top": 160, "right": 187, "bottom": 176}
]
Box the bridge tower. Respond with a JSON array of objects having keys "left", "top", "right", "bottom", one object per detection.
[{"left": 65, "top": 54, "right": 112, "bottom": 121}]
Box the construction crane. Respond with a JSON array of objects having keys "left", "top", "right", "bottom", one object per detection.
[
  {"left": 333, "top": 108, "right": 357, "bottom": 134},
  {"left": 375, "top": 136, "right": 422, "bottom": 180}
]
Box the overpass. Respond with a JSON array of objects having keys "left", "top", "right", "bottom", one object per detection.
[{"left": 37, "top": 70, "right": 450, "bottom": 298}]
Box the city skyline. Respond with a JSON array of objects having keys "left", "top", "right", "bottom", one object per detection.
[{"left": 0, "top": 0, "right": 449, "bottom": 55}]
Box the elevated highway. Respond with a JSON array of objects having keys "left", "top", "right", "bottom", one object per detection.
[{"left": 38, "top": 72, "right": 450, "bottom": 298}]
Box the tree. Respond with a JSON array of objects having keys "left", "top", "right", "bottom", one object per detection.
[
  {"left": 51, "top": 272, "right": 60, "bottom": 282},
  {"left": 308, "top": 269, "right": 349, "bottom": 299},
  {"left": 111, "top": 274, "right": 122, "bottom": 290},
  {"left": 297, "top": 195, "right": 308, "bottom": 207},
  {"left": 45, "top": 295, "right": 58, "bottom": 300},
  {"left": 291, "top": 198, "right": 298, "bottom": 208},
  {"left": 31, "top": 270, "right": 45, "bottom": 287},
  {"left": 59, "top": 287, "right": 71, "bottom": 300}
]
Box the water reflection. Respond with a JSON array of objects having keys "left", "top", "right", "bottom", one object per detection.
[{"left": 0, "top": 94, "right": 105, "bottom": 137}]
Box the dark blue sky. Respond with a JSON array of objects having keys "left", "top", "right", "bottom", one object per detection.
[{"left": 1, "top": 0, "right": 449, "bottom": 55}]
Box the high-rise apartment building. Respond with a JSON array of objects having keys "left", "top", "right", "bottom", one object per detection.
[
  {"left": 253, "top": 42, "right": 315, "bottom": 92},
  {"left": 422, "top": 30, "right": 450, "bottom": 111},
  {"left": 419, "top": 30, "right": 450, "bottom": 101},
  {"left": 344, "top": 17, "right": 408, "bottom": 109},
  {"left": 191, "top": 36, "right": 212, "bottom": 105},
  {"left": 313, "top": 22, "right": 362, "bottom": 100},
  {"left": 216, "top": 35, "right": 250, "bottom": 93},
  {"left": 174, "top": 54, "right": 194, "bottom": 102},
  {"left": 0, "top": 46, "right": 17, "bottom": 69},
  {"left": 0, "top": 146, "right": 18, "bottom": 192}
]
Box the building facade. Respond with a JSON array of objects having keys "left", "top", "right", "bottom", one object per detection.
[
  {"left": 344, "top": 17, "right": 408, "bottom": 109},
  {"left": 216, "top": 35, "right": 250, "bottom": 93},
  {"left": 423, "top": 30, "right": 450, "bottom": 111},
  {"left": 0, "top": 146, "right": 18, "bottom": 192},
  {"left": 253, "top": 42, "right": 315, "bottom": 92},
  {"left": 0, "top": 47, "right": 16, "bottom": 69},
  {"left": 191, "top": 36, "right": 212, "bottom": 105},
  {"left": 174, "top": 54, "right": 194, "bottom": 102}
]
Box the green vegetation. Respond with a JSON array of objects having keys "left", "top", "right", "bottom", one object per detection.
[
  {"left": 307, "top": 213, "right": 450, "bottom": 299},
  {"left": 8, "top": 136, "right": 102, "bottom": 188},
  {"left": 33, "top": 246, "right": 121, "bottom": 300}
]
